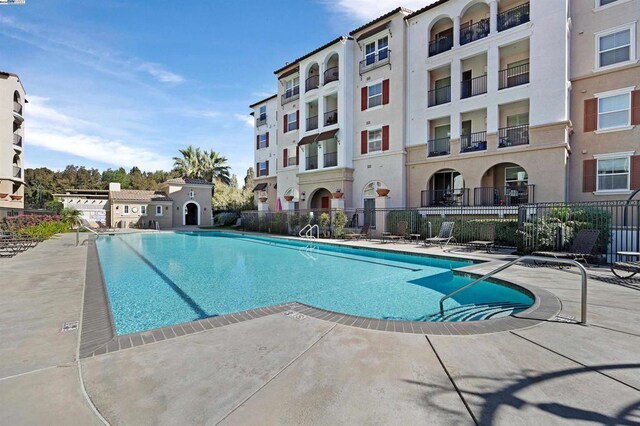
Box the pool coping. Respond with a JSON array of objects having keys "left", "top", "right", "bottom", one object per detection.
[{"left": 80, "top": 233, "right": 561, "bottom": 358}]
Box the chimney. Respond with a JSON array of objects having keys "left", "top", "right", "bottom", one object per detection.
[{"left": 108, "top": 182, "right": 121, "bottom": 191}]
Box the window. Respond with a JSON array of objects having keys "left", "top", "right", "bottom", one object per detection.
[
  {"left": 285, "top": 77, "right": 300, "bottom": 98},
  {"left": 155, "top": 205, "right": 163, "bottom": 216},
  {"left": 123, "top": 205, "right": 129, "bottom": 214},
  {"left": 365, "top": 36, "right": 389, "bottom": 65},
  {"left": 597, "top": 26, "right": 633, "bottom": 68},
  {"left": 598, "top": 92, "right": 631, "bottom": 129},
  {"left": 368, "top": 83, "right": 382, "bottom": 108},
  {"left": 259, "top": 105, "right": 266, "bottom": 121},
  {"left": 368, "top": 129, "right": 382, "bottom": 153},
  {"left": 287, "top": 112, "right": 297, "bottom": 132},
  {"left": 258, "top": 161, "right": 268, "bottom": 177},
  {"left": 598, "top": 0, "right": 619, "bottom": 6},
  {"left": 258, "top": 133, "right": 268, "bottom": 149},
  {"left": 597, "top": 157, "right": 629, "bottom": 191},
  {"left": 505, "top": 167, "right": 528, "bottom": 186},
  {"left": 141, "top": 205, "right": 147, "bottom": 215}
]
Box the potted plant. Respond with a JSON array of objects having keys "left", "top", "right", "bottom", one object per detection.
[
  {"left": 10, "top": 195, "right": 23, "bottom": 201},
  {"left": 0, "top": 193, "right": 8, "bottom": 199},
  {"left": 376, "top": 188, "right": 390, "bottom": 197},
  {"left": 332, "top": 189, "right": 344, "bottom": 199},
  {"left": 284, "top": 195, "right": 294, "bottom": 202}
]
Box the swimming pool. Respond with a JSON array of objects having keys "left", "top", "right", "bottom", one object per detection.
[{"left": 95, "top": 232, "right": 534, "bottom": 335}]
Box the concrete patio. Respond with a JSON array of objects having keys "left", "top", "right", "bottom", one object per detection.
[{"left": 1, "top": 232, "right": 639, "bottom": 425}]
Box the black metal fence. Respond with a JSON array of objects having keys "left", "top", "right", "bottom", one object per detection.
[
  {"left": 428, "top": 85, "right": 451, "bottom": 107},
  {"left": 461, "top": 74, "right": 487, "bottom": 99},
  {"left": 241, "top": 200, "right": 640, "bottom": 263},
  {"left": 498, "top": 2, "right": 530, "bottom": 32},
  {"left": 460, "top": 18, "right": 490, "bottom": 45}
]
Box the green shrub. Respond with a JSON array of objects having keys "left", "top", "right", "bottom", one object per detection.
[
  {"left": 334, "top": 209, "right": 348, "bottom": 238},
  {"left": 17, "top": 221, "right": 70, "bottom": 239},
  {"left": 214, "top": 212, "right": 239, "bottom": 226}
]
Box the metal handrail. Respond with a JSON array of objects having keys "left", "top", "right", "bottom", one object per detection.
[
  {"left": 439, "top": 256, "right": 588, "bottom": 324},
  {"left": 299, "top": 224, "right": 311, "bottom": 238}
]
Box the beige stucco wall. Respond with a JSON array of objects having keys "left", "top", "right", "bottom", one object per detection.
[
  {"left": 254, "top": 176, "right": 277, "bottom": 211},
  {"left": 297, "top": 167, "right": 353, "bottom": 210},
  {"left": 162, "top": 183, "right": 213, "bottom": 227},
  {"left": 110, "top": 201, "right": 173, "bottom": 229},
  {"left": 0, "top": 73, "right": 25, "bottom": 212}
]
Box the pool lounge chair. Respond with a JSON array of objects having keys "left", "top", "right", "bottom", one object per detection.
[
  {"left": 382, "top": 221, "right": 408, "bottom": 243},
  {"left": 610, "top": 260, "right": 640, "bottom": 279},
  {"left": 344, "top": 223, "right": 370, "bottom": 240},
  {"left": 533, "top": 229, "right": 600, "bottom": 266},
  {"left": 424, "top": 222, "right": 456, "bottom": 247},
  {"left": 468, "top": 223, "right": 496, "bottom": 253}
]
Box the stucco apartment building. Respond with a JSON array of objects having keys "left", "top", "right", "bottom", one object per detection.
[
  {"left": 251, "top": 0, "right": 638, "bottom": 212},
  {"left": 0, "top": 71, "right": 25, "bottom": 218}
]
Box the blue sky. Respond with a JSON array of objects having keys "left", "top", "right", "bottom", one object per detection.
[{"left": 1, "top": 0, "right": 433, "bottom": 178}]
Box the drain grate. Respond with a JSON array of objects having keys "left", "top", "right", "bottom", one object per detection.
[
  {"left": 62, "top": 321, "right": 79, "bottom": 332},
  {"left": 283, "top": 311, "right": 306, "bottom": 320}
]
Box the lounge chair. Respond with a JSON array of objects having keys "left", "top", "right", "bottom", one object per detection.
[
  {"left": 382, "top": 221, "right": 408, "bottom": 243},
  {"left": 610, "top": 261, "right": 640, "bottom": 279},
  {"left": 468, "top": 223, "right": 496, "bottom": 253},
  {"left": 96, "top": 221, "right": 115, "bottom": 232},
  {"left": 344, "top": 223, "right": 370, "bottom": 240},
  {"left": 533, "top": 229, "right": 600, "bottom": 266},
  {"left": 424, "top": 222, "right": 456, "bottom": 247}
]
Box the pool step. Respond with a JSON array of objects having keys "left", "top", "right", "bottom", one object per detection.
[{"left": 424, "top": 302, "right": 531, "bottom": 322}]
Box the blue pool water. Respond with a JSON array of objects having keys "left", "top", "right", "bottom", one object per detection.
[{"left": 96, "top": 232, "right": 534, "bottom": 335}]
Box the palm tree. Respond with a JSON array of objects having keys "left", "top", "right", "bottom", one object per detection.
[
  {"left": 202, "top": 151, "right": 231, "bottom": 185},
  {"left": 173, "top": 146, "right": 231, "bottom": 185},
  {"left": 172, "top": 145, "right": 203, "bottom": 178},
  {"left": 60, "top": 207, "right": 82, "bottom": 229}
]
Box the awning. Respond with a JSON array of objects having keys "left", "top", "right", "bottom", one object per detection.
[
  {"left": 253, "top": 183, "right": 267, "bottom": 191},
  {"left": 316, "top": 128, "right": 339, "bottom": 141},
  {"left": 298, "top": 133, "right": 319, "bottom": 146}
]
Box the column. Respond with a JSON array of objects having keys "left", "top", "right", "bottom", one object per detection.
[
  {"left": 487, "top": 44, "right": 500, "bottom": 94},
  {"left": 374, "top": 194, "right": 390, "bottom": 238},
  {"left": 453, "top": 16, "right": 461, "bottom": 48},
  {"left": 489, "top": 1, "right": 498, "bottom": 34}
]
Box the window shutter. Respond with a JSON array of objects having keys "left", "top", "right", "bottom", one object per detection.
[
  {"left": 266, "top": 160, "right": 269, "bottom": 176},
  {"left": 256, "top": 135, "right": 260, "bottom": 150},
  {"left": 256, "top": 162, "right": 260, "bottom": 177},
  {"left": 361, "top": 130, "right": 368, "bottom": 154},
  {"left": 382, "top": 125, "right": 390, "bottom": 151},
  {"left": 265, "top": 132, "right": 269, "bottom": 147},
  {"left": 582, "top": 159, "right": 596, "bottom": 192},
  {"left": 283, "top": 114, "right": 288, "bottom": 133},
  {"left": 296, "top": 146, "right": 300, "bottom": 165},
  {"left": 382, "top": 79, "right": 390, "bottom": 105},
  {"left": 584, "top": 98, "right": 598, "bottom": 132},
  {"left": 283, "top": 148, "right": 288, "bottom": 168},
  {"left": 361, "top": 87, "right": 368, "bottom": 111},
  {"left": 296, "top": 110, "right": 300, "bottom": 130},
  {"left": 632, "top": 90, "right": 640, "bottom": 126},
  {"left": 631, "top": 156, "right": 640, "bottom": 190}
]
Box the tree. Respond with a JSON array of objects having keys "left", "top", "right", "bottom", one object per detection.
[
  {"left": 202, "top": 151, "right": 231, "bottom": 185},
  {"left": 60, "top": 207, "right": 82, "bottom": 228},
  {"left": 172, "top": 145, "right": 203, "bottom": 179},
  {"left": 173, "top": 145, "right": 231, "bottom": 185}
]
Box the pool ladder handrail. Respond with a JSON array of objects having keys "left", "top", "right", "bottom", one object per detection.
[
  {"left": 299, "top": 224, "right": 319, "bottom": 240},
  {"left": 438, "top": 256, "right": 588, "bottom": 325}
]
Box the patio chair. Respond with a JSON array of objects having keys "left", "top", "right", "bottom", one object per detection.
[
  {"left": 383, "top": 221, "right": 408, "bottom": 243},
  {"left": 96, "top": 221, "right": 115, "bottom": 232},
  {"left": 532, "top": 229, "right": 600, "bottom": 266},
  {"left": 424, "top": 222, "right": 456, "bottom": 247},
  {"left": 468, "top": 222, "right": 496, "bottom": 253},
  {"left": 344, "top": 223, "right": 370, "bottom": 240},
  {"left": 610, "top": 260, "right": 640, "bottom": 279}
]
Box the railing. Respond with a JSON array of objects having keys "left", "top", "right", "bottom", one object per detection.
[
  {"left": 460, "top": 19, "right": 490, "bottom": 45},
  {"left": 439, "top": 256, "right": 588, "bottom": 324},
  {"left": 460, "top": 131, "right": 487, "bottom": 153},
  {"left": 306, "top": 115, "right": 318, "bottom": 131},
  {"left": 324, "top": 67, "right": 339, "bottom": 84},
  {"left": 429, "top": 35, "right": 453, "bottom": 57},
  {"left": 499, "top": 63, "right": 529, "bottom": 89},
  {"left": 359, "top": 50, "right": 391, "bottom": 74},
  {"left": 13, "top": 166, "right": 22, "bottom": 179},
  {"left": 421, "top": 188, "right": 470, "bottom": 207},
  {"left": 474, "top": 185, "right": 534, "bottom": 206},
  {"left": 428, "top": 85, "right": 451, "bottom": 107},
  {"left": 324, "top": 152, "right": 337, "bottom": 168},
  {"left": 255, "top": 115, "right": 267, "bottom": 127},
  {"left": 498, "top": 2, "right": 530, "bottom": 32},
  {"left": 306, "top": 155, "right": 318, "bottom": 171},
  {"left": 324, "top": 109, "right": 338, "bottom": 126},
  {"left": 498, "top": 124, "right": 529, "bottom": 147},
  {"left": 13, "top": 134, "right": 22, "bottom": 147},
  {"left": 13, "top": 101, "right": 22, "bottom": 115},
  {"left": 281, "top": 86, "right": 300, "bottom": 105},
  {"left": 305, "top": 75, "right": 319, "bottom": 91},
  {"left": 461, "top": 74, "right": 487, "bottom": 99},
  {"left": 427, "top": 137, "right": 451, "bottom": 157},
  {"left": 299, "top": 224, "right": 319, "bottom": 240}
]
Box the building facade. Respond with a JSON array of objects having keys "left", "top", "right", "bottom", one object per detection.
[{"left": 0, "top": 71, "right": 25, "bottom": 218}]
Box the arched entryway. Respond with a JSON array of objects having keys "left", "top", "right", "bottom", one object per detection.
[
  {"left": 477, "top": 162, "right": 531, "bottom": 206},
  {"left": 309, "top": 188, "right": 331, "bottom": 210},
  {"left": 424, "top": 169, "right": 467, "bottom": 206},
  {"left": 184, "top": 201, "right": 200, "bottom": 226}
]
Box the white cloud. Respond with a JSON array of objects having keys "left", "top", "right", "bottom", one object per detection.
[
  {"left": 137, "top": 62, "right": 185, "bottom": 84},
  {"left": 234, "top": 113, "right": 254, "bottom": 128},
  {"left": 25, "top": 96, "right": 73, "bottom": 125},
  {"left": 330, "top": 0, "right": 439, "bottom": 21}
]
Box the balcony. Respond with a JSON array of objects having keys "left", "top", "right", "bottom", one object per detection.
[
  {"left": 255, "top": 114, "right": 267, "bottom": 127},
  {"left": 305, "top": 75, "right": 319, "bottom": 92},
  {"left": 461, "top": 75, "right": 487, "bottom": 99},
  {"left": 306, "top": 115, "right": 318, "bottom": 131},
  {"left": 306, "top": 155, "right": 318, "bottom": 171},
  {"left": 498, "top": 124, "right": 529, "bottom": 148},
  {"left": 324, "top": 109, "right": 338, "bottom": 126},
  {"left": 460, "top": 131, "right": 487, "bottom": 153},
  {"left": 13, "top": 134, "right": 22, "bottom": 147},
  {"left": 359, "top": 50, "right": 391, "bottom": 75},
  {"left": 474, "top": 184, "right": 534, "bottom": 206},
  {"left": 281, "top": 86, "right": 300, "bottom": 105},
  {"left": 428, "top": 85, "right": 451, "bottom": 107},
  {"left": 498, "top": 63, "right": 529, "bottom": 89},
  {"left": 324, "top": 67, "right": 339, "bottom": 84},
  {"left": 13, "top": 101, "right": 22, "bottom": 115},
  {"left": 427, "top": 137, "right": 451, "bottom": 157},
  {"left": 460, "top": 19, "right": 490, "bottom": 46},
  {"left": 324, "top": 152, "right": 337, "bottom": 168},
  {"left": 498, "top": 2, "right": 530, "bottom": 32},
  {"left": 421, "top": 188, "right": 470, "bottom": 207},
  {"left": 429, "top": 36, "right": 453, "bottom": 57},
  {"left": 13, "top": 166, "right": 22, "bottom": 179}
]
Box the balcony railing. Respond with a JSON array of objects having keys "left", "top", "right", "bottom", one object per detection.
[
  {"left": 256, "top": 115, "right": 267, "bottom": 127},
  {"left": 324, "top": 67, "right": 339, "bottom": 84},
  {"left": 474, "top": 185, "right": 535, "bottom": 206},
  {"left": 427, "top": 137, "right": 451, "bottom": 157},
  {"left": 307, "top": 115, "right": 318, "bottom": 131},
  {"left": 429, "top": 35, "right": 453, "bottom": 57},
  {"left": 13, "top": 101, "right": 22, "bottom": 115},
  {"left": 281, "top": 86, "right": 300, "bottom": 105},
  {"left": 13, "top": 134, "right": 22, "bottom": 147},
  {"left": 428, "top": 85, "right": 451, "bottom": 107},
  {"left": 498, "top": 124, "right": 529, "bottom": 148},
  {"left": 460, "top": 19, "right": 490, "bottom": 45},
  {"left": 324, "top": 152, "right": 337, "bottom": 168},
  {"left": 305, "top": 75, "right": 319, "bottom": 91},
  {"left": 421, "top": 188, "right": 470, "bottom": 207},
  {"left": 460, "top": 131, "right": 487, "bottom": 153},
  {"left": 324, "top": 109, "right": 338, "bottom": 126},
  {"left": 498, "top": 63, "right": 529, "bottom": 89},
  {"left": 306, "top": 155, "right": 318, "bottom": 171},
  {"left": 13, "top": 166, "right": 22, "bottom": 179},
  {"left": 359, "top": 50, "right": 391, "bottom": 75},
  {"left": 461, "top": 74, "right": 487, "bottom": 99},
  {"left": 498, "top": 2, "right": 530, "bottom": 32}
]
